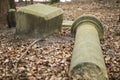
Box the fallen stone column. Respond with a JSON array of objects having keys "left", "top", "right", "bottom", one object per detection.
[
  {"left": 69, "top": 14, "right": 108, "bottom": 80},
  {"left": 16, "top": 3, "right": 63, "bottom": 39}
]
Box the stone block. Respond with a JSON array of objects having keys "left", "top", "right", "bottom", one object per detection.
[{"left": 16, "top": 3, "right": 63, "bottom": 38}]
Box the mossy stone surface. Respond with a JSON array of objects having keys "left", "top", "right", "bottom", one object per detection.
[
  {"left": 16, "top": 3, "right": 63, "bottom": 39},
  {"left": 17, "top": 3, "right": 63, "bottom": 20}
]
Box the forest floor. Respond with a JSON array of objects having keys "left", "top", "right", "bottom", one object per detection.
[{"left": 0, "top": 1, "right": 120, "bottom": 80}]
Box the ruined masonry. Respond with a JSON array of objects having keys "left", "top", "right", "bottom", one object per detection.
[
  {"left": 16, "top": 3, "right": 63, "bottom": 38},
  {"left": 70, "top": 15, "right": 108, "bottom": 80}
]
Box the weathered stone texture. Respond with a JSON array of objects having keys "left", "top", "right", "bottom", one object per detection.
[
  {"left": 70, "top": 15, "right": 108, "bottom": 80},
  {"left": 16, "top": 3, "right": 63, "bottom": 38}
]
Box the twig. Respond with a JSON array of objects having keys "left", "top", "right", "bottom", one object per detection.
[{"left": 14, "top": 38, "right": 43, "bottom": 78}]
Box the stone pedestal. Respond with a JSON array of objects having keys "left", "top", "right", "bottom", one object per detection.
[{"left": 16, "top": 3, "right": 63, "bottom": 39}]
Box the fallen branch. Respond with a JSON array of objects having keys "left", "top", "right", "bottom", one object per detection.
[{"left": 14, "top": 38, "right": 44, "bottom": 78}]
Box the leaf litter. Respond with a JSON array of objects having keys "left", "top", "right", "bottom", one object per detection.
[{"left": 0, "top": 1, "right": 120, "bottom": 80}]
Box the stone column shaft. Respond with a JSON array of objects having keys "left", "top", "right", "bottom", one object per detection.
[{"left": 70, "top": 15, "right": 108, "bottom": 80}]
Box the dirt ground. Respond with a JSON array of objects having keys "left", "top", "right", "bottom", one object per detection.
[{"left": 0, "top": 1, "right": 120, "bottom": 80}]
